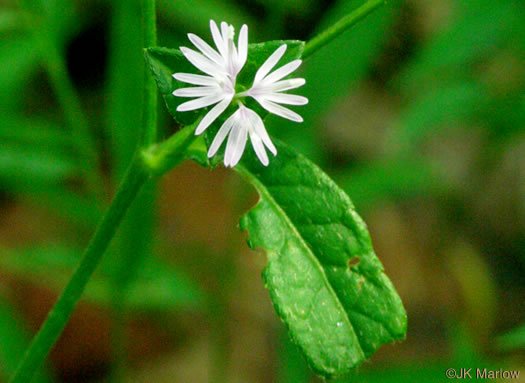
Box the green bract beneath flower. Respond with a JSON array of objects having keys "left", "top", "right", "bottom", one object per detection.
[{"left": 172, "top": 20, "right": 307, "bottom": 168}]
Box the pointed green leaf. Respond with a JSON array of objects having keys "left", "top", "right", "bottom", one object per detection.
[{"left": 236, "top": 141, "right": 407, "bottom": 378}]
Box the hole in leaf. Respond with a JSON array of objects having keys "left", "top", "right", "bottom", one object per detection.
[{"left": 348, "top": 256, "right": 360, "bottom": 268}]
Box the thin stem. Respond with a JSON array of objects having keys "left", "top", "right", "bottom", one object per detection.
[
  {"left": 141, "top": 123, "right": 201, "bottom": 176},
  {"left": 8, "top": 125, "right": 198, "bottom": 383},
  {"left": 142, "top": 0, "right": 158, "bottom": 146},
  {"left": 107, "top": 2, "right": 159, "bottom": 380},
  {"left": 9, "top": 156, "right": 150, "bottom": 383},
  {"left": 302, "top": 0, "right": 385, "bottom": 59}
]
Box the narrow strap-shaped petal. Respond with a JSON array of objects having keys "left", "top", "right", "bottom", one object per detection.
[
  {"left": 180, "top": 47, "right": 224, "bottom": 78},
  {"left": 173, "top": 86, "right": 218, "bottom": 98},
  {"left": 257, "top": 97, "right": 303, "bottom": 122},
  {"left": 210, "top": 20, "right": 227, "bottom": 59},
  {"left": 220, "top": 21, "right": 231, "bottom": 44},
  {"left": 236, "top": 24, "right": 248, "bottom": 72},
  {"left": 195, "top": 96, "right": 233, "bottom": 135},
  {"left": 177, "top": 93, "right": 223, "bottom": 112},
  {"left": 263, "top": 93, "right": 309, "bottom": 105},
  {"left": 208, "top": 111, "right": 237, "bottom": 157},
  {"left": 249, "top": 129, "right": 269, "bottom": 166},
  {"left": 224, "top": 116, "right": 242, "bottom": 167},
  {"left": 246, "top": 108, "right": 277, "bottom": 155},
  {"left": 188, "top": 33, "right": 223, "bottom": 65},
  {"left": 271, "top": 78, "right": 306, "bottom": 92},
  {"left": 253, "top": 44, "right": 287, "bottom": 84},
  {"left": 262, "top": 59, "right": 302, "bottom": 84},
  {"left": 172, "top": 73, "right": 217, "bottom": 86},
  {"left": 228, "top": 116, "right": 248, "bottom": 167}
]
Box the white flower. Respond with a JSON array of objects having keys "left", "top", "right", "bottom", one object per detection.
[
  {"left": 243, "top": 44, "right": 308, "bottom": 122},
  {"left": 172, "top": 20, "right": 248, "bottom": 135},
  {"left": 172, "top": 21, "right": 307, "bottom": 168},
  {"left": 207, "top": 103, "right": 277, "bottom": 167}
]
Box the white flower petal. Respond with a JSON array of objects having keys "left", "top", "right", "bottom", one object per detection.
[
  {"left": 237, "top": 25, "right": 248, "bottom": 71},
  {"left": 180, "top": 47, "right": 224, "bottom": 78},
  {"left": 262, "top": 59, "right": 302, "bottom": 84},
  {"left": 208, "top": 112, "right": 236, "bottom": 157},
  {"left": 173, "top": 86, "right": 218, "bottom": 98},
  {"left": 177, "top": 93, "right": 223, "bottom": 112},
  {"left": 210, "top": 20, "right": 227, "bottom": 58},
  {"left": 172, "top": 73, "right": 217, "bottom": 86},
  {"left": 195, "top": 96, "right": 233, "bottom": 135},
  {"left": 224, "top": 118, "right": 242, "bottom": 167},
  {"left": 257, "top": 98, "right": 303, "bottom": 122},
  {"left": 249, "top": 130, "right": 269, "bottom": 166},
  {"left": 188, "top": 33, "right": 223, "bottom": 65},
  {"left": 254, "top": 44, "right": 287, "bottom": 84},
  {"left": 220, "top": 21, "right": 230, "bottom": 42},
  {"left": 227, "top": 116, "right": 248, "bottom": 167},
  {"left": 246, "top": 107, "right": 277, "bottom": 155},
  {"left": 263, "top": 93, "right": 309, "bottom": 105},
  {"left": 271, "top": 78, "right": 306, "bottom": 92}
]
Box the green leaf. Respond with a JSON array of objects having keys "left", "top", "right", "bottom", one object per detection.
[
  {"left": 144, "top": 40, "right": 304, "bottom": 128},
  {"left": 235, "top": 140, "right": 407, "bottom": 378},
  {"left": 146, "top": 39, "right": 405, "bottom": 378},
  {"left": 0, "top": 246, "right": 206, "bottom": 312}
]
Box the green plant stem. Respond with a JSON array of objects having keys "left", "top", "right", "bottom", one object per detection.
[
  {"left": 8, "top": 156, "right": 149, "bottom": 383},
  {"left": 107, "top": 2, "right": 159, "bottom": 381},
  {"left": 8, "top": 126, "right": 197, "bottom": 383},
  {"left": 142, "top": 0, "right": 158, "bottom": 146},
  {"left": 302, "top": 0, "right": 385, "bottom": 59},
  {"left": 141, "top": 123, "right": 201, "bottom": 175}
]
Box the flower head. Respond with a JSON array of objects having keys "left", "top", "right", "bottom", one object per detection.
[
  {"left": 172, "top": 20, "right": 248, "bottom": 135},
  {"left": 172, "top": 21, "right": 307, "bottom": 168}
]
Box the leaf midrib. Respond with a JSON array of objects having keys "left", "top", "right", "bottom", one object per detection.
[{"left": 235, "top": 163, "right": 365, "bottom": 358}]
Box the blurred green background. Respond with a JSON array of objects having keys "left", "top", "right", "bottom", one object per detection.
[{"left": 0, "top": 0, "right": 524, "bottom": 382}]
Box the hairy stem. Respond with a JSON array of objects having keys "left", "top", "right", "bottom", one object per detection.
[{"left": 302, "top": 0, "right": 385, "bottom": 59}]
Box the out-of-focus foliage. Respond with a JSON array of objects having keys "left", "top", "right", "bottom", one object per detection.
[
  {"left": 0, "top": 246, "right": 205, "bottom": 311},
  {"left": 0, "top": 298, "right": 53, "bottom": 383},
  {"left": 0, "top": 0, "right": 523, "bottom": 381}
]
